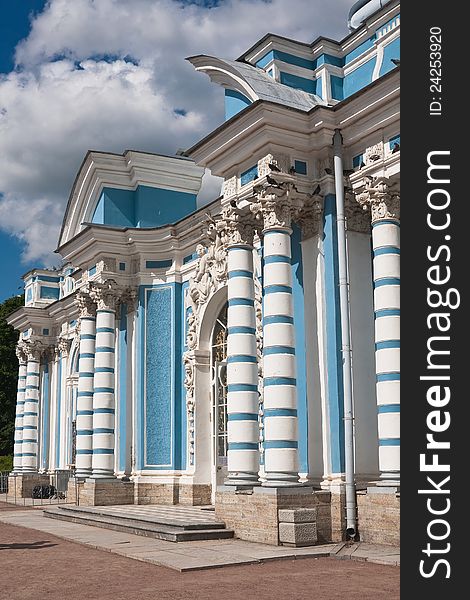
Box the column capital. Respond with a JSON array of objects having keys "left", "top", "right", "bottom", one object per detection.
[
  {"left": 76, "top": 286, "right": 97, "bottom": 318},
  {"left": 90, "top": 279, "right": 120, "bottom": 311},
  {"left": 24, "top": 340, "right": 43, "bottom": 362},
  {"left": 119, "top": 287, "right": 138, "bottom": 313},
  {"left": 16, "top": 343, "right": 28, "bottom": 364},
  {"left": 57, "top": 336, "right": 71, "bottom": 358},
  {"left": 356, "top": 177, "right": 400, "bottom": 224},
  {"left": 296, "top": 194, "right": 323, "bottom": 238},
  {"left": 221, "top": 202, "right": 257, "bottom": 248},
  {"left": 252, "top": 180, "right": 306, "bottom": 233}
]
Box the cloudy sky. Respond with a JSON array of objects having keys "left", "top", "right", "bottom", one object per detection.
[{"left": 0, "top": 0, "right": 350, "bottom": 301}]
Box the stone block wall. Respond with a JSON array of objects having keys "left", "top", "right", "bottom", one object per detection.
[
  {"left": 78, "top": 480, "right": 134, "bottom": 506},
  {"left": 356, "top": 487, "right": 400, "bottom": 546},
  {"left": 215, "top": 487, "right": 338, "bottom": 546},
  {"left": 8, "top": 474, "right": 50, "bottom": 499}
]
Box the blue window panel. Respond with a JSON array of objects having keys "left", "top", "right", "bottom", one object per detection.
[
  {"left": 119, "top": 262, "right": 126, "bottom": 271},
  {"left": 25, "top": 288, "right": 32, "bottom": 303},
  {"left": 183, "top": 252, "right": 198, "bottom": 265},
  {"left": 389, "top": 134, "right": 400, "bottom": 152},
  {"left": 146, "top": 259, "right": 173, "bottom": 269},
  {"left": 353, "top": 154, "right": 364, "bottom": 168},
  {"left": 379, "top": 37, "right": 400, "bottom": 77},
  {"left": 331, "top": 75, "right": 344, "bottom": 101},
  {"left": 280, "top": 71, "right": 316, "bottom": 94},
  {"left": 42, "top": 328, "right": 50, "bottom": 336},
  {"left": 37, "top": 275, "right": 60, "bottom": 283},
  {"left": 240, "top": 165, "right": 258, "bottom": 186},
  {"left": 294, "top": 160, "right": 307, "bottom": 175},
  {"left": 40, "top": 286, "right": 60, "bottom": 300},
  {"left": 225, "top": 89, "right": 252, "bottom": 120},
  {"left": 88, "top": 265, "right": 97, "bottom": 276}
]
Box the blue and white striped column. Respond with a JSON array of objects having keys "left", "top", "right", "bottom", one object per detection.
[
  {"left": 22, "top": 344, "right": 42, "bottom": 473},
  {"left": 75, "top": 300, "right": 96, "bottom": 479},
  {"left": 262, "top": 226, "right": 300, "bottom": 486},
  {"left": 12, "top": 349, "right": 27, "bottom": 473},
  {"left": 226, "top": 242, "right": 260, "bottom": 485},
  {"left": 91, "top": 298, "right": 117, "bottom": 479},
  {"left": 372, "top": 215, "right": 400, "bottom": 482}
]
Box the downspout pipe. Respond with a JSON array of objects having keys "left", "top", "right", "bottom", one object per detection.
[
  {"left": 333, "top": 129, "right": 357, "bottom": 539},
  {"left": 348, "top": 0, "right": 390, "bottom": 30}
]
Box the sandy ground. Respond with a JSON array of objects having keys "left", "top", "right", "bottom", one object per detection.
[{"left": 0, "top": 516, "right": 399, "bottom": 600}]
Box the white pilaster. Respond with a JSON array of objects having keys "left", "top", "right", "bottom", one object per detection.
[
  {"left": 22, "top": 343, "right": 42, "bottom": 473},
  {"left": 225, "top": 213, "right": 260, "bottom": 485},
  {"left": 358, "top": 178, "right": 400, "bottom": 483},
  {"left": 75, "top": 292, "right": 97, "bottom": 478},
  {"left": 12, "top": 347, "right": 27, "bottom": 473},
  {"left": 90, "top": 281, "right": 119, "bottom": 479}
]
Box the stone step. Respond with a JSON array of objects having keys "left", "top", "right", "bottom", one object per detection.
[
  {"left": 53, "top": 504, "right": 226, "bottom": 530},
  {"left": 42, "top": 507, "right": 234, "bottom": 543}
]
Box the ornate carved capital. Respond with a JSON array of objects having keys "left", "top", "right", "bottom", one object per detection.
[
  {"left": 221, "top": 203, "right": 257, "bottom": 247},
  {"left": 345, "top": 191, "right": 373, "bottom": 233},
  {"left": 296, "top": 195, "right": 323, "bottom": 238},
  {"left": 252, "top": 180, "right": 305, "bottom": 232},
  {"left": 57, "top": 337, "right": 71, "bottom": 358},
  {"left": 120, "top": 287, "right": 138, "bottom": 313},
  {"left": 89, "top": 279, "right": 120, "bottom": 311},
  {"left": 24, "top": 341, "right": 43, "bottom": 362},
  {"left": 16, "top": 343, "right": 28, "bottom": 364},
  {"left": 76, "top": 286, "right": 96, "bottom": 318},
  {"left": 356, "top": 177, "right": 400, "bottom": 224}
]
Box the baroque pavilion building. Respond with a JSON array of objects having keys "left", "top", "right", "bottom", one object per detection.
[{"left": 8, "top": 0, "right": 400, "bottom": 545}]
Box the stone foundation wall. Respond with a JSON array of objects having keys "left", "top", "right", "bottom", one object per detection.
[
  {"left": 134, "top": 482, "right": 211, "bottom": 506},
  {"left": 215, "top": 487, "right": 336, "bottom": 546},
  {"left": 357, "top": 487, "right": 400, "bottom": 546},
  {"left": 178, "top": 484, "right": 211, "bottom": 506},
  {"left": 78, "top": 480, "right": 134, "bottom": 506},
  {"left": 8, "top": 474, "right": 50, "bottom": 499}
]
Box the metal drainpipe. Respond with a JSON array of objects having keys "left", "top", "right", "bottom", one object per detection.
[{"left": 333, "top": 129, "right": 357, "bottom": 539}]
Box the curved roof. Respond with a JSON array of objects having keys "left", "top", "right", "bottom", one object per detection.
[{"left": 186, "top": 55, "right": 327, "bottom": 113}]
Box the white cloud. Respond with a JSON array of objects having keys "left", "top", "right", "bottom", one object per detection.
[{"left": 0, "top": 0, "right": 350, "bottom": 265}]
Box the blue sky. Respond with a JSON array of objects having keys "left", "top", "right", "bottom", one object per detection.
[
  {"left": 0, "top": 0, "right": 47, "bottom": 301},
  {"left": 0, "top": 0, "right": 349, "bottom": 304}
]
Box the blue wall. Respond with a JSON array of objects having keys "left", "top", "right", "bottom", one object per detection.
[
  {"left": 137, "top": 283, "right": 186, "bottom": 470},
  {"left": 91, "top": 185, "right": 197, "bottom": 229},
  {"left": 379, "top": 37, "right": 400, "bottom": 77},
  {"left": 291, "top": 224, "right": 308, "bottom": 474},
  {"left": 225, "top": 89, "right": 252, "bottom": 120},
  {"left": 323, "top": 195, "right": 345, "bottom": 474},
  {"left": 118, "top": 303, "right": 128, "bottom": 472},
  {"left": 41, "top": 363, "right": 50, "bottom": 470},
  {"left": 280, "top": 71, "right": 317, "bottom": 95}
]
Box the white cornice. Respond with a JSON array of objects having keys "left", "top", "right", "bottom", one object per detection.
[{"left": 187, "top": 70, "right": 399, "bottom": 178}]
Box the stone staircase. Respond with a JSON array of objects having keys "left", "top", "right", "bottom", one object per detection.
[{"left": 43, "top": 504, "right": 234, "bottom": 542}]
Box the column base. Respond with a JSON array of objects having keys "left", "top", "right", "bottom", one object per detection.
[
  {"left": 224, "top": 474, "right": 261, "bottom": 487},
  {"left": 215, "top": 485, "right": 334, "bottom": 545},
  {"left": 262, "top": 472, "right": 302, "bottom": 487},
  {"left": 79, "top": 479, "right": 133, "bottom": 506}
]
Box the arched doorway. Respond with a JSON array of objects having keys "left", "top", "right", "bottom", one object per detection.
[{"left": 210, "top": 303, "right": 228, "bottom": 503}]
